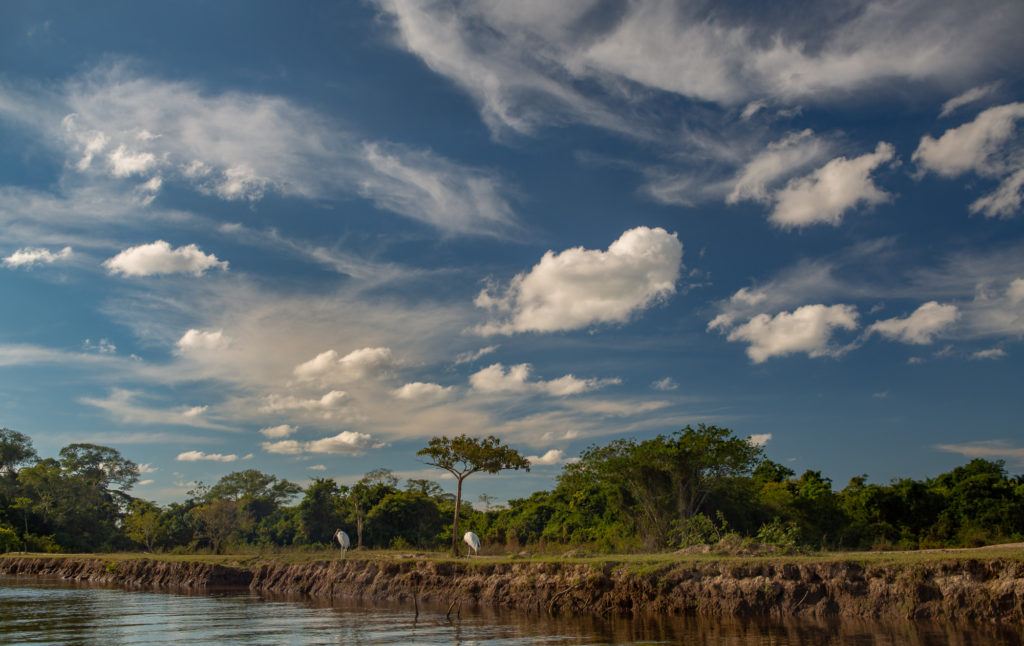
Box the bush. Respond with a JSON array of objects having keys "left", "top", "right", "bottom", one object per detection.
[
  {"left": 756, "top": 518, "right": 800, "bottom": 550},
  {"left": 676, "top": 513, "right": 721, "bottom": 547},
  {"left": 24, "top": 533, "right": 62, "bottom": 553},
  {"left": 0, "top": 525, "right": 19, "bottom": 552}
]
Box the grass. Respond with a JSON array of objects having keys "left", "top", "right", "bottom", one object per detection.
[{"left": 3, "top": 543, "right": 1023, "bottom": 570}]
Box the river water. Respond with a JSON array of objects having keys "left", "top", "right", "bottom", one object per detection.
[{"left": 1, "top": 579, "right": 1021, "bottom": 645}]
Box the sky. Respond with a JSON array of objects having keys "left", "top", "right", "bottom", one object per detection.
[{"left": 1, "top": 0, "right": 1023, "bottom": 505}]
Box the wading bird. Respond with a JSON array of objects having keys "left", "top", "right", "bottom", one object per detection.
[
  {"left": 463, "top": 531, "right": 480, "bottom": 557},
  {"left": 334, "top": 529, "right": 350, "bottom": 558}
]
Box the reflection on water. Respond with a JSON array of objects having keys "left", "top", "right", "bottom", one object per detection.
[{"left": 1, "top": 579, "right": 1021, "bottom": 645}]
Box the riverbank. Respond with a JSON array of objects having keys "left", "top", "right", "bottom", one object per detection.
[{"left": 2, "top": 546, "right": 1022, "bottom": 623}]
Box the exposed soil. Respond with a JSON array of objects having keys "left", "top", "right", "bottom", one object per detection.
[{"left": 2, "top": 555, "right": 1022, "bottom": 624}]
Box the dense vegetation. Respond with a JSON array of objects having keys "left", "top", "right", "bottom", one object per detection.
[{"left": 1, "top": 425, "right": 1022, "bottom": 555}]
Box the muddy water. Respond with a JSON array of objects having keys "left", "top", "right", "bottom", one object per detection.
[{"left": 1, "top": 579, "right": 1020, "bottom": 645}]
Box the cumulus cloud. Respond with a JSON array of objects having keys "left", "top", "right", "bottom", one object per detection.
[
  {"left": 176, "top": 451, "right": 237, "bottom": 463},
  {"left": 307, "top": 464, "right": 327, "bottom": 471},
  {"left": 867, "top": 301, "right": 960, "bottom": 344},
  {"left": 176, "top": 329, "right": 230, "bottom": 353},
  {"left": 293, "top": 347, "right": 395, "bottom": 383},
  {"left": 392, "top": 382, "right": 454, "bottom": 401},
  {"left": 769, "top": 143, "right": 896, "bottom": 228},
  {"left": 524, "top": 448, "right": 575, "bottom": 466},
  {"left": 104, "top": 240, "right": 228, "bottom": 277},
  {"left": 914, "top": 102, "right": 1024, "bottom": 218},
  {"left": 469, "top": 363, "right": 618, "bottom": 397},
  {"left": 970, "top": 347, "right": 1006, "bottom": 360},
  {"left": 914, "top": 103, "right": 1024, "bottom": 177},
  {"left": 3, "top": 245, "right": 73, "bottom": 268},
  {"left": 306, "top": 431, "right": 383, "bottom": 454},
  {"left": 475, "top": 227, "right": 681, "bottom": 334},
  {"left": 259, "top": 424, "right": 297, "bottom": 438},
  {"left": 259, "top": 391, "right": 351, "bottom": 418},
  {"left": 748, "top": 433, "right": 772, "bottom": 447},
  {"left": 717, "top": 304, "right": 859, "bottom": 363}
]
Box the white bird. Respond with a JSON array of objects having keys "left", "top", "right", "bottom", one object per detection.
[
  {"left": 463, "top": 531, "right": 481, "bottom": 557},
  {"left": 334, "top": 529, "right": 350, "bottom": 558}
]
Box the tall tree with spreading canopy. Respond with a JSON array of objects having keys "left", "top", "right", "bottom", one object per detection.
[{"left": 418, "top": 434, "right": 530, "bottom": 554}]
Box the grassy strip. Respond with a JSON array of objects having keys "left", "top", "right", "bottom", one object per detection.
[{"left": 3, "top": 544, "right": 1022, "bottom": 570}]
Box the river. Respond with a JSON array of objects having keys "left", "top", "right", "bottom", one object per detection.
[{"left": 1, "top": 579, "right": 1021, "bottom": 645}]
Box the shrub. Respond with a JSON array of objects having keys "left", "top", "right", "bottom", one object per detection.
[{"left": 0, "top": 525, "right": 19, "bottom": 552}]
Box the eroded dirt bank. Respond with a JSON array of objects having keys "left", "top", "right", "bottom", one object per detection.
[{"left": 2, "top": 556, "right": 1022, "bottom": 623}]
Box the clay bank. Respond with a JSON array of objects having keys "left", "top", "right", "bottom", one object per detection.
[{"left": 2, "top": 550, "right": 1023, "bottom": 624}]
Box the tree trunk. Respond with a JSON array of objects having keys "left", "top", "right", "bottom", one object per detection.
[
  {"left": 451, "top": 477, "right": 464, "bottom": 555},
  {"left": 356, "top": 514, "right": 364, "bottom": 549}
]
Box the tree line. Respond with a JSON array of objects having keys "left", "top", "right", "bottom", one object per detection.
[{"left": 1, "top": 425, "right": 1022, "bottom": 554}]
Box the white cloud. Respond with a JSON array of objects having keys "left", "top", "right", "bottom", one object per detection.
[
  {"left": 137, "top": 479, "right": 155, "bottom": 486},
  {"left": 651, "top": 377, "right": 678, "bottom": 391},
  {"left": 293, "top": 347, "right": 395, "bottom": 383},
  {"left": 453, "top": 345, "right": 499, "bottom": 365},
  {"left": 374, "top": 0, "right": 1023, "bottom": 135},
  {"left": 176, "top": 451, "right": 237, "bottom": 463},
  {"left": 726, "top": 130, "right": 830, "bottom": 204},
  {"left": 260, "top": 391, "right": 351, "bottom": 418},
  {"left": 176, "top": 329, "right": 230, "bottom": 353},
  {"left": 970, "top": 168, "right": 1024, "bottom": 218},
  {"left": 392, "top": 382, "right": 454, "bottom": 401},
  {"left": 107, "top": 144, "right": 157, "bottom": 177},
  {"left": 82, "top": 338, "right": 117, "bottom": 354},
  {"left": 305, "top": 431, "right": 384, "bottom": 455},
  {"left": 469, "top": 363, "right": 618, "bottom": 397},
  {"left": 970, "top": 347, "right": 1006, "bottom": 360},
  {"left": 719, "top": 304, "right": 859, "bottom": 363},
  {"left": 358, "top": 143, "right": 517, "bottom": 236},
  {"left": 104, "top": 240, "right": 228, "bottom": 277},
  {"left": 935, "top": 440, "right": 1024, "bottom": 462},
  {"left": 8, "top": 65, "right": 516, "bottom": 236},
  {"left": 307, "top": 464, "right": 327, "bottom": 471},
  {"left": 260, "top": 439, "right": 303, "bottom": 455},
  {"left": 138, "top": 463, "right": 158, "bottom": 474},
  {"left": 259, "top": 424, "right": 297, "bottom": 438},
  {"left": 913, "top": 102, "right": 1024, "bottom": 177},
  {"left": 748, "top": 433, "right": 772, "bottom": 447},
  {"left": 3, "top": 246, "right": 73, "bottom": 268},
  {"left": 868, "top": 301, "right": 960, "bottom": 344},
  {"left": 524, "top": 449, "right": 570, "bottom": 466},
  {"left": 940, "top": 82, "right": 1001, "bottom": 118},
  {"left": 914, "top": 102, "right": 1024, "bottom": 218},
  {"left": 769, "top": 143, "right": 895, "bottom": 228},
  {"left": 475, "top": 227, "right": 682, "bottom": 334},
  {"left": 79, "top": 388, "right": 229, "bottom": 430}
]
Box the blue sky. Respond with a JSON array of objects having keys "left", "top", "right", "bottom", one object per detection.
[{"left": 1, "top": 0, "right": 1023, "bottom": 504}]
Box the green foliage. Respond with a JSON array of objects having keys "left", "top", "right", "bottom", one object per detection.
[
  {"left": 418, "top": 434, "right": 529, "bottom": 554},
  {"left": 124, "top": 500, "right": 165, "bottom": 551},
  {"left": 366, "top": 490, "right": 445, "bottom": 548},
  {"left": 0, "top": 426, "right": 1022, "bottom": 556},
  {"left": 755, "top": 518, "right": 800, "bottom": 549},
  {"left": 298, "top": 478, "right": 344, "bottom": 545},
  {"left": 0, "top": 524, "right": 19, "bottom": 552}
]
